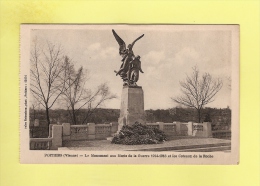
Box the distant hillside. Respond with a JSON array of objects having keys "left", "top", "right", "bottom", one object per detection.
[
  {"left": 29, "top": 108, "right": 120, "bottom": 126},
  {"left": 30, "top": 107, "right": 231, "bottom": 130}
]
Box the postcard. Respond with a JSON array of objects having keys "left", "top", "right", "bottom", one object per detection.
[{"left": 20, "top": 24, "right": 239, "bottom": 164}]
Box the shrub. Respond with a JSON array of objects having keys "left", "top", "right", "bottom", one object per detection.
[{"left": 111, "top": 122, "right": 167, "bottom": 145}]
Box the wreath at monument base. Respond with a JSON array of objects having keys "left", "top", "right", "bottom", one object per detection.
[{"left": 111, "top": 122, "right": 167, "bottom": 145}]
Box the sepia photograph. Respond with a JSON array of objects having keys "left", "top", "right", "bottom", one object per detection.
[
  {"left": 20, "top": 24, "right": 239, "bottom": 164},
  {"left": 2, "top": 1, "right": 260, "bottom": 185}
]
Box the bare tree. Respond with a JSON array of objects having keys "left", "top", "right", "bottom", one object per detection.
[
  {"left": 172, "top": 67, "right": 223, "bottom": 122},
  {"left": 81, "top": 83, "right": 117, "bottom": 124},
  {"left": 30, "top": 97, "right": 41, "bottom": 122},
  {"left": 62, "top": 58, "right": 117, "bottom": 125},
  {"left": 30, "top": 40, "right": 67, "bottom": 126}
]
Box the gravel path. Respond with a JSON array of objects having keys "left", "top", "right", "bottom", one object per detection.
[{"left": 61, "top": 136, "right": 231, "bottom": 151}]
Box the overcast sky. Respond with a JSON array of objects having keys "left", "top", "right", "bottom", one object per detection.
[{"left": 31, "top": 25, "right": 236, "bottom": 110}]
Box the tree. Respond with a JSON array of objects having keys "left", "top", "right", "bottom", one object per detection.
[
  {"left": 61, "top": 58, "right": 117, "bottom": 124},
  {"left": 30, "top": 39, "right": 68, "bottom": 126},
  {"left": 203, "top": 112, "right": 212, "bottom": 122},
  {"left": 30, "top": 97, "right": 41, "bottom": 122},
  {"left": 172, "top": 67, "right": 223, "bottom": 122},
  {"left": 81, "top": 83, "right": 117, "bottom": 124}
]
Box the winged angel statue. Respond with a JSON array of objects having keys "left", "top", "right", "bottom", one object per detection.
[{"left": 112, "top": 29, "right": 144, "bottom": 86}]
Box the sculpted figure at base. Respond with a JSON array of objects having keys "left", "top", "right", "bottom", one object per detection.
[
  {"left": 112, "top": 29, "right": 144, "bottom": 86},
  {"left": 129, "top": 55, "right": 144, "bottom": 85}
]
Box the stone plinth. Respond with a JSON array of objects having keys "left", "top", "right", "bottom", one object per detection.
[
  {"left": 51, "top": 125, "right": 62, "bottom": 150},
  {"left": 118, "top": 86, "right": 146, "bottom": 129},
  {"left": 62, "top": 123, "right": 71, "bottom": 140},
  {"left": 87, "top": 123, "right": 96, "bottom": 140}
]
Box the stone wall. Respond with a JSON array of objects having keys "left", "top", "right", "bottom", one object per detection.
[
  {"left": 30, "top": 121, "right": 231, "bottom": 150},
  {"left": 61, "top": 123, "right": 119, "bottom": 141},
  {"left": 30, "top": 124, "right": 62, "bottom": 150}
]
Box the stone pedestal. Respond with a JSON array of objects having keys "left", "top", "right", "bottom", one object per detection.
[
  {"left": 118, "top": 86, "right": 146, "bottom": 131},
  {"left": 51, "top": 125, "right": 62, "bottom": 150},
  {"left": 62, "top": 123, "right": 71, "bottom": 140},
  {"left": 87, "top": 123, "right": 96, "bottom": 140}
]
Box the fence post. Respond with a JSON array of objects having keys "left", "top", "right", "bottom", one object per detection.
[
  {"left": 175, "top": 122, "right": 181, "bottom": 136},
  {"left": 187, "top": 122, "right": 193, "bottom": 136},
  {"left": 110, "top": 122, "right": 118, "bottom": 135},
  {"left": 156, "top": 122, "right": 164, "bottom": 131},
  {"left": 48, "top": 124, "right": 54, "bottom": 138},
  {"left": 51, "top": 125, "right": 63, "bottom": 150},
  {"left": 203, "top": 122, "right": 212, "bottom": 137},
  {"left": 62, "top": 123, "right": 71, "bottom": 140},
  {"left": 87, "top": 123, "right": 95, "bottom": 140}
]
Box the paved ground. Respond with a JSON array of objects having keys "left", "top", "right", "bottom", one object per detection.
[{"left": 60, "top": 136, "right": 231, "bottom": 152}]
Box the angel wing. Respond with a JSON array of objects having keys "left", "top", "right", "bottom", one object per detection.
[
  {"left": 112, "top": 29, "right": 126, "bottom": 56},
  {"left": 131, "top": 34, "right": 144, "bottom": 48}
]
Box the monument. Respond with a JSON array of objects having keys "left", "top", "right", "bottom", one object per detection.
[{"left": 112, "top": 29, "right": 146, "bottom": 131}]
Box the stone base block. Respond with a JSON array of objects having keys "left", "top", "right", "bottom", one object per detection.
[{"left": 118, "top": 86, "right": 146, "bottom": 130}]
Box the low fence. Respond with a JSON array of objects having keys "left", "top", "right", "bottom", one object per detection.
[
  {"left": 192, "top": 122, "right": 212, "bottom": 137},
  {"left": 148, "top": 122, "right": 177, "bottom": 136},
  {"left": 30, "top": 138, "right": 52, "bottom": 150},
  {"left": 30, "top": 125, "right": 62, "bottom": 150},
  {"left": 30, "top": 123, "right": 118, "bottom": 150},
  {"left": 30, "top": 121, "right": 231, "bottom": 150},
  {"left": 61, "top": 123, "right": 118, "bottom": 141},
  {"left": 146, "top": 122, "right": 212, "bottom": 137},
  {"left": 212, "top": 130, "right": 231, "bottom": 139}
]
